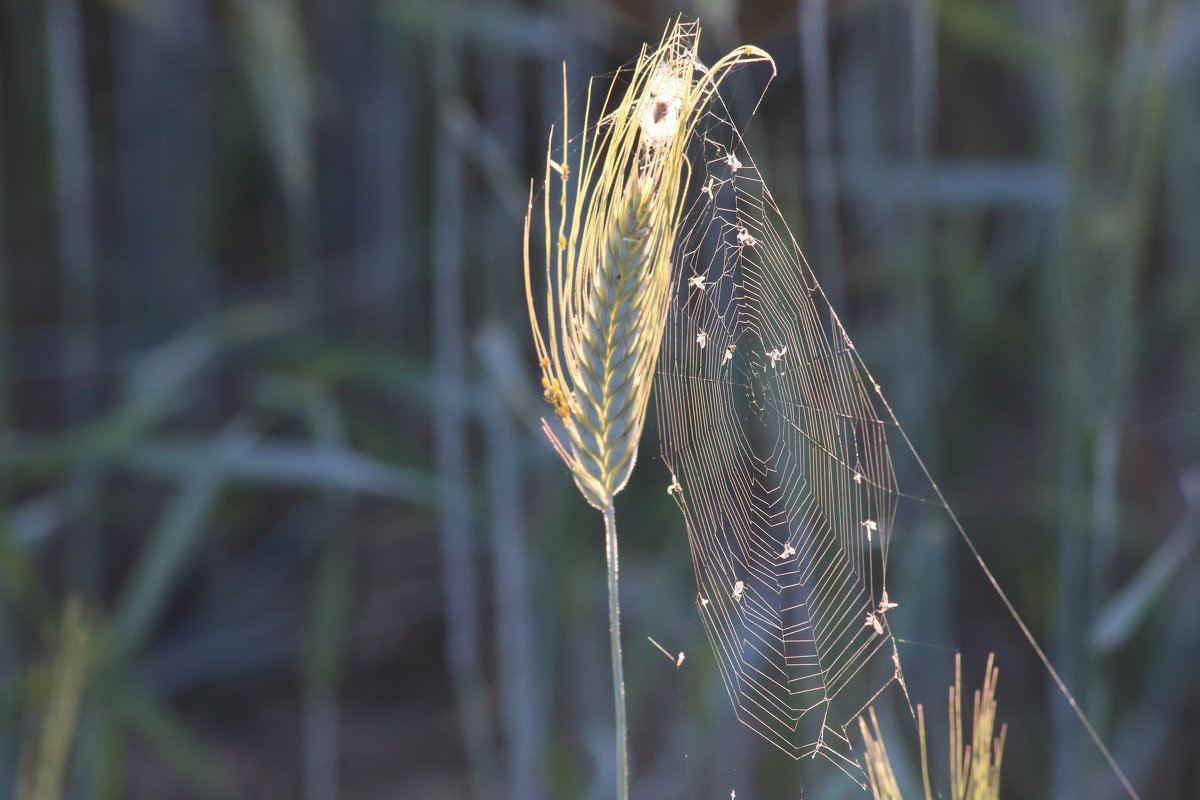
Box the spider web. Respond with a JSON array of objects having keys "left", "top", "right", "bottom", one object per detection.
[
  {"left": 655, "top": 88, "right": 912, "bottom": 784},
  {"left": 531, "top": 21, "right": 1138, "bottom": 799}
]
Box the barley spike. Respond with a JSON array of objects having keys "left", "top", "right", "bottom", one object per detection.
[{"left": 523, "top": 18, "right": 773, "bottom": 511}]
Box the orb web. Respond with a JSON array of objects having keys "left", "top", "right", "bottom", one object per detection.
[{"left": 655, "top": 90, "right": 909, "bottom": 783}]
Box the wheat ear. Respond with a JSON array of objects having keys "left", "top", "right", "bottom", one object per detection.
[
  {"left": 523, "top": 18, "right": 771, "bottom": 798},
  {"left": 525, "top": 21, "right": 769, "bottom": 514}
]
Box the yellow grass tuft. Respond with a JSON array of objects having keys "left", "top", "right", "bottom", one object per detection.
[{"left": 859, "top": 652, "right": 1007, "bottom": 800}]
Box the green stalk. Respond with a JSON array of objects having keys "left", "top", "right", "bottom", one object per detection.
[{"left": 602, "top": 504, "right": 628, "bottom": 800}]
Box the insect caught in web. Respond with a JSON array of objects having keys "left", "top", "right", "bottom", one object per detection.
[{"left": 735, "top": 226, "right": 757, "bottom": 248}]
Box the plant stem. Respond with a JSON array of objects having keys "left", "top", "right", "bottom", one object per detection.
[{"left": 602, "top": 503, "right": 628, "bottom": 800}]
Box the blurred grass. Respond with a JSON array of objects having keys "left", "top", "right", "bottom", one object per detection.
[{"left": 0, "top": 0, "right": 1196, "bottom": 798}]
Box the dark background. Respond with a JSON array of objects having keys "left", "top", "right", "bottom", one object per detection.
[{"left": 1, "top": 0, "right": 1198, "bottom": 798}]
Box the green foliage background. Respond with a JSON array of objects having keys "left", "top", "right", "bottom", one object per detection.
[{"left": 0, "top": 0, "right": 1197, "bottom": 798}]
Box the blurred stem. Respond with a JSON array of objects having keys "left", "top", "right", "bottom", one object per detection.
[
  {"left": 304, "top": 508, "right": 351, "bottom": 800},
  {"left": 301, "top": 383, "right": 352, "bottom": 800},
  {"left": 287, "top": 193, "right": 319, "bottom": 320},
  {"left": 114, "top": 440, "right": 225, "bottom": 651},
  {"left": 45, "top": 0, "right": 97, "bottom": 418},
  {"left": 88, "top": 713, "right": 121, "bottom": 800},
  {"left": 230, "top": 0, "right": 317, "bottom": 316},
  {"left": 799, "top": 0, "right": 845, "bottom": 310},
  {"left": 0, "top": 49, "right": 10, "bottom": 503},
  {"left": 98, "top": 667, "right": 231, "bottom": 799},
  {"left": 303, "top": 684, "right": 337, "bottom": 800},
  {"left": 303, "top": 518, "right": 349, "bottom": 800},
  {"left": 480, "top": 355, "right": 543, "bottom": 800},
  {"left": 430, "top": 23, "right": 497, "bottom": 799},
  {"left": 602, "top": 504, "right": 628, "bottom": 800},
  {"left": 1041, "top": 3, "right": 1167, "bottom": 796},
  {"left": 16, "top": 600, "right": 90, "bottom": 800},
  {"left": 917, "top": 705, "right": 932, "bottom": 800},
  {"left": 46, "top": 0, "right": 101, "bottom": 600},
  {"left": 0, "top": 51, "right": 16, "bottom": 790}
]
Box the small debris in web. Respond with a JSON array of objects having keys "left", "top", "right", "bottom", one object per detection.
[{"left": 648, "top": 636, "right": 685, "bottom": 668}]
